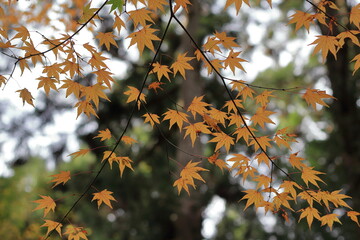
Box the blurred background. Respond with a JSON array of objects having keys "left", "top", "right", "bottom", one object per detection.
[{"left": 0, "top": 0, "right": 359, "bottom": 239}]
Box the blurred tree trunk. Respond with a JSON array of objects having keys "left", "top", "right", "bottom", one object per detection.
[
  {"left": 319, "top": 0, "right": 360, "bottom": 211},
  {"left": 173, "top": 1, "right": 205, "bottom": 239}
]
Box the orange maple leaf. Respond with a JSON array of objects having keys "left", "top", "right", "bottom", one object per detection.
[
  {"left": 162, "top": 109, "right": 189, "bottom": 130},
  {"left": 41, "top": 219, "right": 62, "bottom": 237},
  {"left": 250, "top": 107, "right": 275, "bottom": 128},
  {"left": 74, "top": 100, "right": 99, "bottom": 118},
  {"left": 124, "top": 86, "right": 146, "bottom": 109},
  {"left": 208, "top": 132, "right": 234, "bottom": 152},
  {"left": 92, "top": 189, "right": 117, "bottom": 209},
  {"left": 310, "top": 35, "right": 340, "bottom": 62},
  {"left": 232, "top": 126, "right": 256, "bottom": 144},
  {"left": 93, "top": 128, "right": 112, "bottom": 141},
  {"left": 115, "top": 156, "right": 134, "bottom": 177},
  {"left": 93, "top": 68, "right": 114, "bottom": 89},
  {"left": 214, "top": 31, "right": 240, "bottom": 49},
  {"left": 50, "top": 170, "right": 71, "bottom": 188},
  {"left": 68, "top": 148, "right": 91, "bottom": 160},
  {"left": 64, "top": 225, "right": 88, "bottom": 240},
  {"left": 302, "top": 88, "right": 335, "bottom": 110},
  {"left": 255, "top": 90, "right": 274, "bottom": 106},
  {"left": 241, "top": 189, "right": 264, "bottom": 211},
  {"left": 142, "top": 113, "right": 161, "bottom": 127},
  {"left": 151, "top": 62, "right": 172, "bottom": 81},
  {"left": 223, "top": 50, "right": 247, "bottom": 74},
  {"left": 249, "top": 135, "right": 272, "bottom": 152},
  {"left": 33, "top": 195, "right": 56, "bottom": 217},
  {"left": 128, "top": 8, "right": 155, "bottom": 27},
  {"left": 174, "top": 160, "right": 208, "bottom": 195},
  {"left": 122, "top": 136, "right": 137, "bottom": 145},
  {"left": 173, "top": 0, "right": 191, "bottom": 13},
  {"left": 253, "top": 174, "right": 271, "bottom": 189},
  {"left": 288, "top": 152, "right": 306, "bottom": 170},
  {"left": 350, "top": 4, "right": 360, "bottom": 29},
  {"left": 347, "top": 211, "right": 360, "bottom": 227},
  {"left": 288, "top": 11, "right": 315, "bottom": 32},
  {"left": 301, "top": 166, "right": 325, "bottom": 188},
  {"left": 320, "top": 213, "right": 341, "bottom": 230},
  {"left": 16, "top": 88, "right": 34, "bottom": 106},
  {"left": 351, "top": 53, "right": 360, "bottom": 75},
  {"left": 60, "top": 79, "right": 82, "bottom": 99},
  {"left": 298, "top": 207, "right": 321, "bottom": 228},
  {"left": 81, "top": 83, "right": 111, "bottom": 109},
  {"left": 127, "top": 25, "right": 160, "bottom": 55},
  {"left": 170, "top": 52, "right": 195, "bottom": 79},
  {"left": 184, "top": 122, "right": 211, "bottom": 146},
  {"left": 207, "top": 152, "right": 229, "bottom": 172},
  {"left": 187, "top": 95, "right": 210, "bottom": 117},
  {"left": 96, "top": 32, "right": 118, "bottom": 51}
]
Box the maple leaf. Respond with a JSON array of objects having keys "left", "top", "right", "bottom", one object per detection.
[
  {"left": 249, "top": 135, "right": 272, "bottom": 152},
  {"left": 187, "top": 95, "right": 210, "bottom": 117},
  {"left": 64, "top": 225, "right": 88, "bottom": 240},
  {"left": 288, "top": 152, "right": 306, "bottom": 170},
  {"left": 148, "top": 0, "right": 168, "bottom": 12},
  {"left": 127, "top": 25, "right": 160, "bottom": 55},
  {"left": 280, "top": 180, "right": 301, "bottom": 202},
  {"left": 102, "top": 151, "right": 117, "bottom": 168},
  {"left": 207, "top": 152, "right": 229, "bottom": 172},
  {"left": 227, "top": 153, "right": 250, "bottom": 170},
  {"left": 255, "top": 90, "right": 274, "bottom": 106},
  {"left": 151, "top": 62, "right": 172, "bottom": 81},
  {"left": 241, "top": 189, "right": 264, "bottom": 211},
  {"left": 96, "top": 32, "right": 118, "bottom": 51},
  {"left": 142, "top": 113, "right": 161, "bottom": 127},
  {"left": 302, "top": 88, "right": 335, "bottom": 110},
  {"left": 298, "top": 207, "right": 321, "bottom": 228},
  {"left": 33, "top": 195, "right": 56, "bottom": 217},
  {"left": 350, "top": 4, "right": 360, "bottom": 29},
  {"left": 68, "top": 148, "right": 91, "bottom": 160},
  {"left": 202, "top": 113, "right": 222, "bottom": 132},
  {"left": 173, "top": 177, "right": 193, "bottom": 195},
  {"left": 115, "top": 156, "right": 134, "bottom": 177},
  {"left": 60, "top": 79, "right": 82, "bottom": 98},
  {"left": 288, "top": 11, "right": 315, "bottom": 32},
  {"left": 351, "top": 53, "right": 360, "bottom": 74},
  {"left": 93, "top": 68, "right": 114, "bottom": 89},
  {"left": 74, "top": 100, "right": 99, "bottom": 118},
  {"left": 301, "top": 166, "right": 325, "bottom": 188},
  {"left": 224, "top": 0, "right": 250, "bottom": 15},
  {"left": 79, "top": 2, "right": 98, "bottom": 24},
  {"left": 347, "top": 211, "right": 360, "bottom": 227},
  {"left": 107, "top": 0, "right": 123, "bottom": 13},
  {"left": 0, "top": 75, "right": 6, "bottom": 88},
  {"left": 128, "top": 8, "right": 154, "bottom": 27},
  {"left": 16, "top": 88, "right": 34, "bottom": 106},
  {"left": 42, "top": 63, "right": 62, "bottom": 79},
  {"left": 208, "top": 132, "right": 234, "bottom": 152},
  {"left": 50, "top": 170, "right": 71, "bottom": 188},
  {"left": 12, "top": 25, "right": 30, "bottom": 41},
  {"left": 184, "top": 122, "right": 211, "bottom": 146},
  {"left": 170, "top": 52, "right": 195, "bottom": 79},
  {"left": 93, "top": 128, "right": 112, "bottom": 141},
  {"left": 250, "top": 107, "right": 275, "bottom": 128},
  {"left": 208, "top": 107, "right": 228, "bottom": 126},
  {"left": 223, "top": 50, "right": 247, "bottom": 74},
  {"left": 88, "top": 51, "right": 109, "bottom": 70},
  {"left": 124, "top": 86, "right": 146, "bottom": 109},
  {"left": 255, "top": 152, "right": 270, "bottom": 168},
  {"left": 320, "top": 213, "right": 341, "bottom": 230},
  {"left": 173, "top": 0, "right": 191, "bottom": 13},
  {"left": 92, "top": 189, "right": 116, "bottom": 209},
  {"left": 222, "top": 99, "right": 244, "bottom": 113},
  {"left": 148, "top": 81, "right": 164, "bottom": 93},
  {"left": 273, "top": 192, "right": 294, "bottom": 211},
  {"left": 62, "top": 59, "right": 83, "bottom": 78},
  {"left": 337, "top": 30, "right": 360, "bottom": 47},
  {"left": 113, "top": 12, "right": 126, "bottom": 33},
  {"left": 204, "top": 59, "right": 223, "bottom": 75},
  {"left": 41, "top": 219, "right": 62, "bottom": 237},
  {"left": 81, "top": 83, "right": 110, "bottom": 109},
  {"left": 122, "top": 136, "right": 137, "bottom": 145},
  {"left": 232, "top": 126, "right": 257, "bottom": 144},
  {"left": 37, "top": 76, "right": 59, "bottom": 96},
  {"left": 310, "top": 35, "right": 340, "bottom": 62},
  {"left": 214, "top": 31, "right": 240, "bottom": 49},
  {"left": 162, "top": 109, "right": 189, "bottom": 130},
  {"left": 253, "top": 174, "right": 271, "bottom": 189},
  {"left": 329, "top": 190, "right": 352, "bottom": 209}
]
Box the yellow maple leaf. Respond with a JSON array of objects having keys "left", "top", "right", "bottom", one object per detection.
[
  {"left": 162, "top": 109, "right": 189, "bottom": 130},
  {"left": 124, "top": 86, "right": 146, "bottom": 109},
  {"left": 37, "top": 76, "right": 59, "bottom": 96},
  {"left": 33, "top": 195, "right": 56, "bottom": 217},
  {"left": 174, "top": 160, "right": 208, "bottom": 195},
  {"left": 302, "top": 88, "right": 335, "bottom": 110},
  {"left": 93, "top": 128, "right": 112, "bottom": 141},
  {"left": 249, "top": 135, "right": 272, "bottom": 152},
  {"left": 68, "top": 148, "right": 91, "bottom": 160},
  {"left": 128, "top": 8, "right": 155, "bottom": 27},
  {"left": 301, "top": 166, "right": 325, "bottom": 188},
  {"left": 184, "top": 122, "right": 211, "bottom": 146},
  {"left": 170, "top": 52, "right": 195, "bottom": 79},
  {"left": 288, "top": 11, "right": 315, "bottom": 32},
  {"left": 151, "top": 62, "right": 172, "bottom": 81},
  {"left": 115, "top": 156, "right": 134, "bottom": 177},
  {"left": 214, "top": 31, "right": 240, "bottom": 49},
  {"left": 207, "top": 152, "right": 229, "bottom": 172},
  {"left": 16, "top": 88, "right": 34, "bottom": 106},
  {"left": 223, "top": 50, "right": 247, "bottom": 74},
  {"left": 350, "top": 4, "right": 360, "bottom": 29},
  {"left": 64, "top": 225, "right": 88, "bottom": 240},
  {"left": 122, "top": 136, "right": 137, "bottom": 145},
  {"left": 127, "top": 25, "right": 160, "bottom": 55},
  {"left": 93, "top": 68, "right": 114, "bottom": 89},
  {"left": 113, "top": 12, "right": 126, "bottom": 33},
  {"left": 309, "top": 35, "right": 340, "bottom": 62},
  {"left": 173, "top": 0, "right": 192, "bottom": 13},
  {"left": 224, "top": 0, "right": 250, "bottom": 15},
  {"left": 187, "top": 95, "right": 210, "bottom": 117},
  {"left": 92, "top": 189, "right": 116, "bottom": 209},
  {"left": 250, "top": 107, "right": 275, "bottom": 128},
  {"left": 351, "top": 53, "right": 360, "bottom": 75},
  {"left": 60, "top": 79, "right": 82, "bottom": 98},
  {"left": 288, "top": 152, "right": 306, "bottom": 170},
  {"left": 148, "top": 0, "right": 168, "bottom": 12},
  {"left": 96, "top": 32, "right": 118, "bottom": 51},
  {"left": 253, "top": 174, "right": 271, "bottom": 189},
  {"left": 347, "top": 211, "right": 360, "bottom": 227},
  {"left": 241, "top": 189, "right": 264, "bottom": 211},
  {"left": 41, "top": 219, "right": 62, "bottom": 237},
  {"left": 74, "top": 100, "right": 99, "bottom": 118},
  {"left": 142, "top": 113, "right": 161, "bottom": 127},
  {"left": 298, "top": 207, "right": 321, "bottom": 228},
  {"left": 208, "top": 132, "right": 234, "bottom": 152},
  {"left": 50, "top": 170, "right": 71, "bottom": 188},
  {"left": 320, "top": 213, "right": 341, "bottom": 230}
]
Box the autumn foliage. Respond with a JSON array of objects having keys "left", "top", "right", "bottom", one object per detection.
[{"left": 1, "top": 0, "right": 360, "bottom": 239}]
